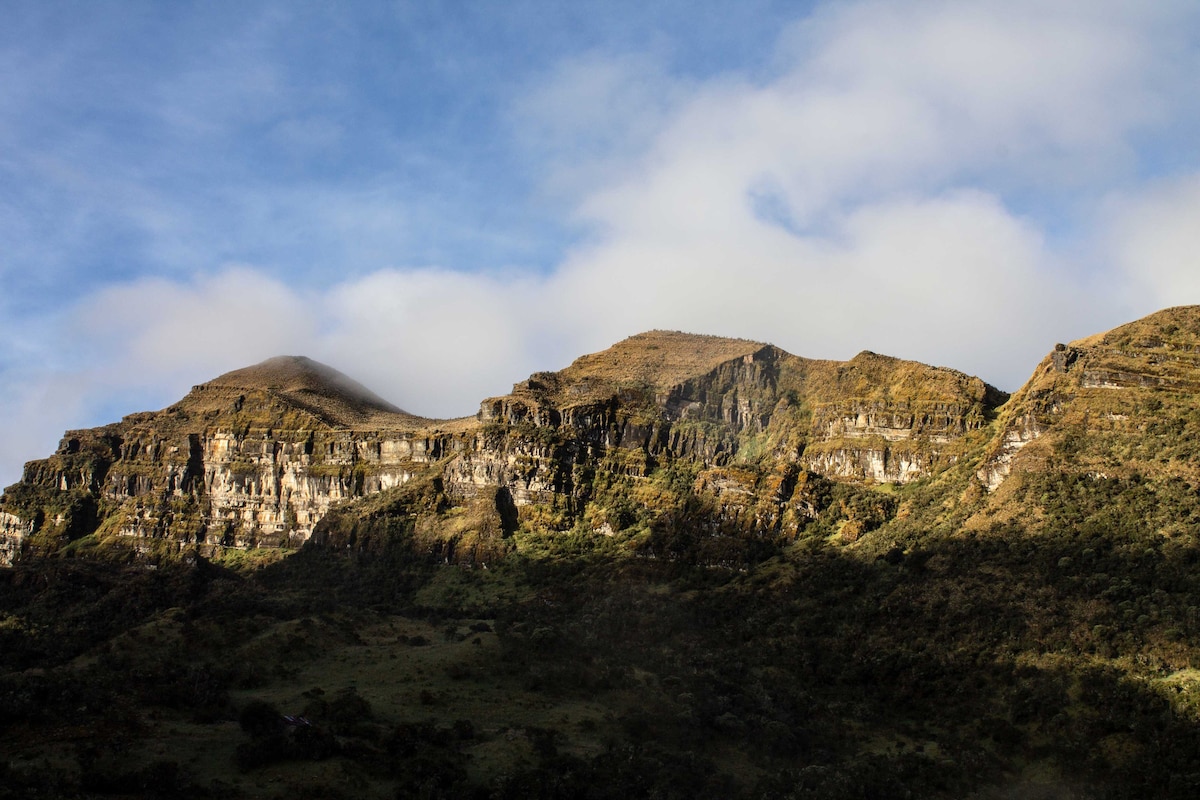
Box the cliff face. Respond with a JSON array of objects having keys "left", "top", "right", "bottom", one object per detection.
[
  {"left": 445, "top": 339, "right": 791, "bottom": 507},
  {"left": 0, "top": 512, "right": 32, "bottom": 564},
  {"left": 0, "top": 324, "right": 1087, "bottom": 566},
  {"left": 796, "top": 350, "right": 1004, "bottom": 484},
  {"left": 0, "top": 334, "right": 1014, "bottom": 564},
  {"left": 81, "top": 424, "right": 462, "bottom": 551},
  {"left": 0, "top": 358, "right": 470, "bottom": 563},
  {"left": 441, "top": 333, "right": 1005, "bottom": 548}
]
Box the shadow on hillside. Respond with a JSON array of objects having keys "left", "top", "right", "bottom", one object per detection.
[{"left": 3, "top": 528, "right": 1200, "bottom": 798}]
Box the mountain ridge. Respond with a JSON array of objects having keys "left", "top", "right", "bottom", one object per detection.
[{"left": 2, "top": 309, "right": 1197, "bottom": 567}]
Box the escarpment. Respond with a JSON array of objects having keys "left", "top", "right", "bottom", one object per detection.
[
  {"left": 0, "top": 334, "right": 1003, "bottom": 564},
  {"left": 10, "top": 309, "right": 1200, "bottom": 566},
  {"left": 0, "top": 357, "right": 473, "bottom": 563},
  {"left": 441, "top": 333, "right": 1006, "bottom": 551}
]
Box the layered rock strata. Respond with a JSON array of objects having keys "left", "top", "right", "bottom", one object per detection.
[
  {"left": 2, "top": 333, "right": 1010, "bottom": 563},
  {"left": 0, "top": 357, "right": 468, "bottom": 563},
  {"left": 444, "top": 334, "right": 1005, "bottom": 539}
]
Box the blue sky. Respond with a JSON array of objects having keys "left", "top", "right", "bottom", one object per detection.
[{"left": 3, "top": 0, "right": 1200, "bottom": 484}]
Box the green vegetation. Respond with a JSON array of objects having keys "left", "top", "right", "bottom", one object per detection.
[
  {"left": 7, "top": 310, "right": 1200, "bottom": 796},
  {"left": 6, "top": 454, "right": 1200, "bottom": 798}
]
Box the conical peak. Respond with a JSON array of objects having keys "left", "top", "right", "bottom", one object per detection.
[
  {"left": 206, "top": 356, "right": 389, "bottom": 403},
  {"left": 188, "top": 355, "right": 418, "bottom": 426}
]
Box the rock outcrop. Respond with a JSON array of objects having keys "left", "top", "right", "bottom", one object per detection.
[
  {"left": 443, "top": 333, "right": 1004, "bottom": 542},
  {"left": 978, "top": 306, "right": 1200, "bottom": 491},
  {"left": 0, "top": 511, "right": 32, "bottom": 565},
  {"left": 0, "top": 357, "right": 471, "bottom": 563},
  {"left": 0, "top": 328, "right": 1027, "bottom": 564}
]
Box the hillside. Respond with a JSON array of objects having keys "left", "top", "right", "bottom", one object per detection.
[
  {"left": 3, "top": 309, "right": 1200, "bottom": 798},
  {"left": 979, "top": 306, "right": 1200, "bottom": 491}
]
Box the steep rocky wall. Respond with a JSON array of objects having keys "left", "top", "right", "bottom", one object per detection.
[
  {"left": 6, "top": 425, "right": 466, "bottom": 558},
  {"left": 0, "top": 512, "right": 32, "bottom": 566},
  {"left": 0, "top": 336, "right": 1013, "bottom": 563},
  {"left": 446, "top": 347, "right": 1001, "bottom": 523},
  {"left": 802, "top": 398, "right": 993, "bottom": 483},
  {"left": 447, "top": 347, "right": 786, "bottom": 507}
]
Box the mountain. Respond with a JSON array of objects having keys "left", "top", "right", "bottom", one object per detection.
[
  {"left": 186, "top": 355, "right": 420, "bottom": 427},
  {"left": 0, "top": 330, "right": 1006, "bottom": 566},
  {"left": 6, "top": 308, "right": 1200, "bottom": 568},
  {"left": 979, "top": 306, "right": 1200, "bottom": 491},
  {"left": 5, "top": 308, "right": 1200, "bottom": 799},
  {"left": 0, "top": 356, "right": 460, "bottom": 563}
]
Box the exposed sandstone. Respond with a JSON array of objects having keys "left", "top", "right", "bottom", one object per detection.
[
  {"left": 1, "top": 332, "right": 1010, "bottom": 563},
  {"left": 0, "top": 358, "right": 470, "bottom": 563}
]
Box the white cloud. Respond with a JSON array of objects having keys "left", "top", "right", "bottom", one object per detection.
[
  {"left": 316, "top": 268, "right": 546, "bottom": 416},
  {"left": 0, "top": 374, "right": 88, "bottom": 489},
  {"left": 575, "top": 0, "right": 1187, "bottom": 241},
  {"left": 73, "top": 268, "right": 317, "bottom": 387},
  {"left": 1104, "top": 174, "right": 1200, "bottom": 307},
  {"left": 530, "top": 0, "right": 1178, "bottom": 380},
  {"left": 548, "top": 187, "right": 1111, "bottom": 386}
]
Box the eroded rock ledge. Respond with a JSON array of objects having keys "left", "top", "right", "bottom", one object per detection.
[{"left": 1, "top": 331, "right": 1011, "bottom": 564}]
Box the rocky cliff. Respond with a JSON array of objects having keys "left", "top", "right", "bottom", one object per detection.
[
  {"left": 17, "top": 306, "right": 1200, "bottom": 566},
  {"left": 443, "top": 332, "right": 1005, "bottom": 544},
  {"left": 0, "top": 357, "right": 473, "bottom": 563},
  {"left": 1, "top": 332, "right": 1013, "bottom": 565},
  {"left": 12, "top": 302, "right": 1197, "bottom": 566}
]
